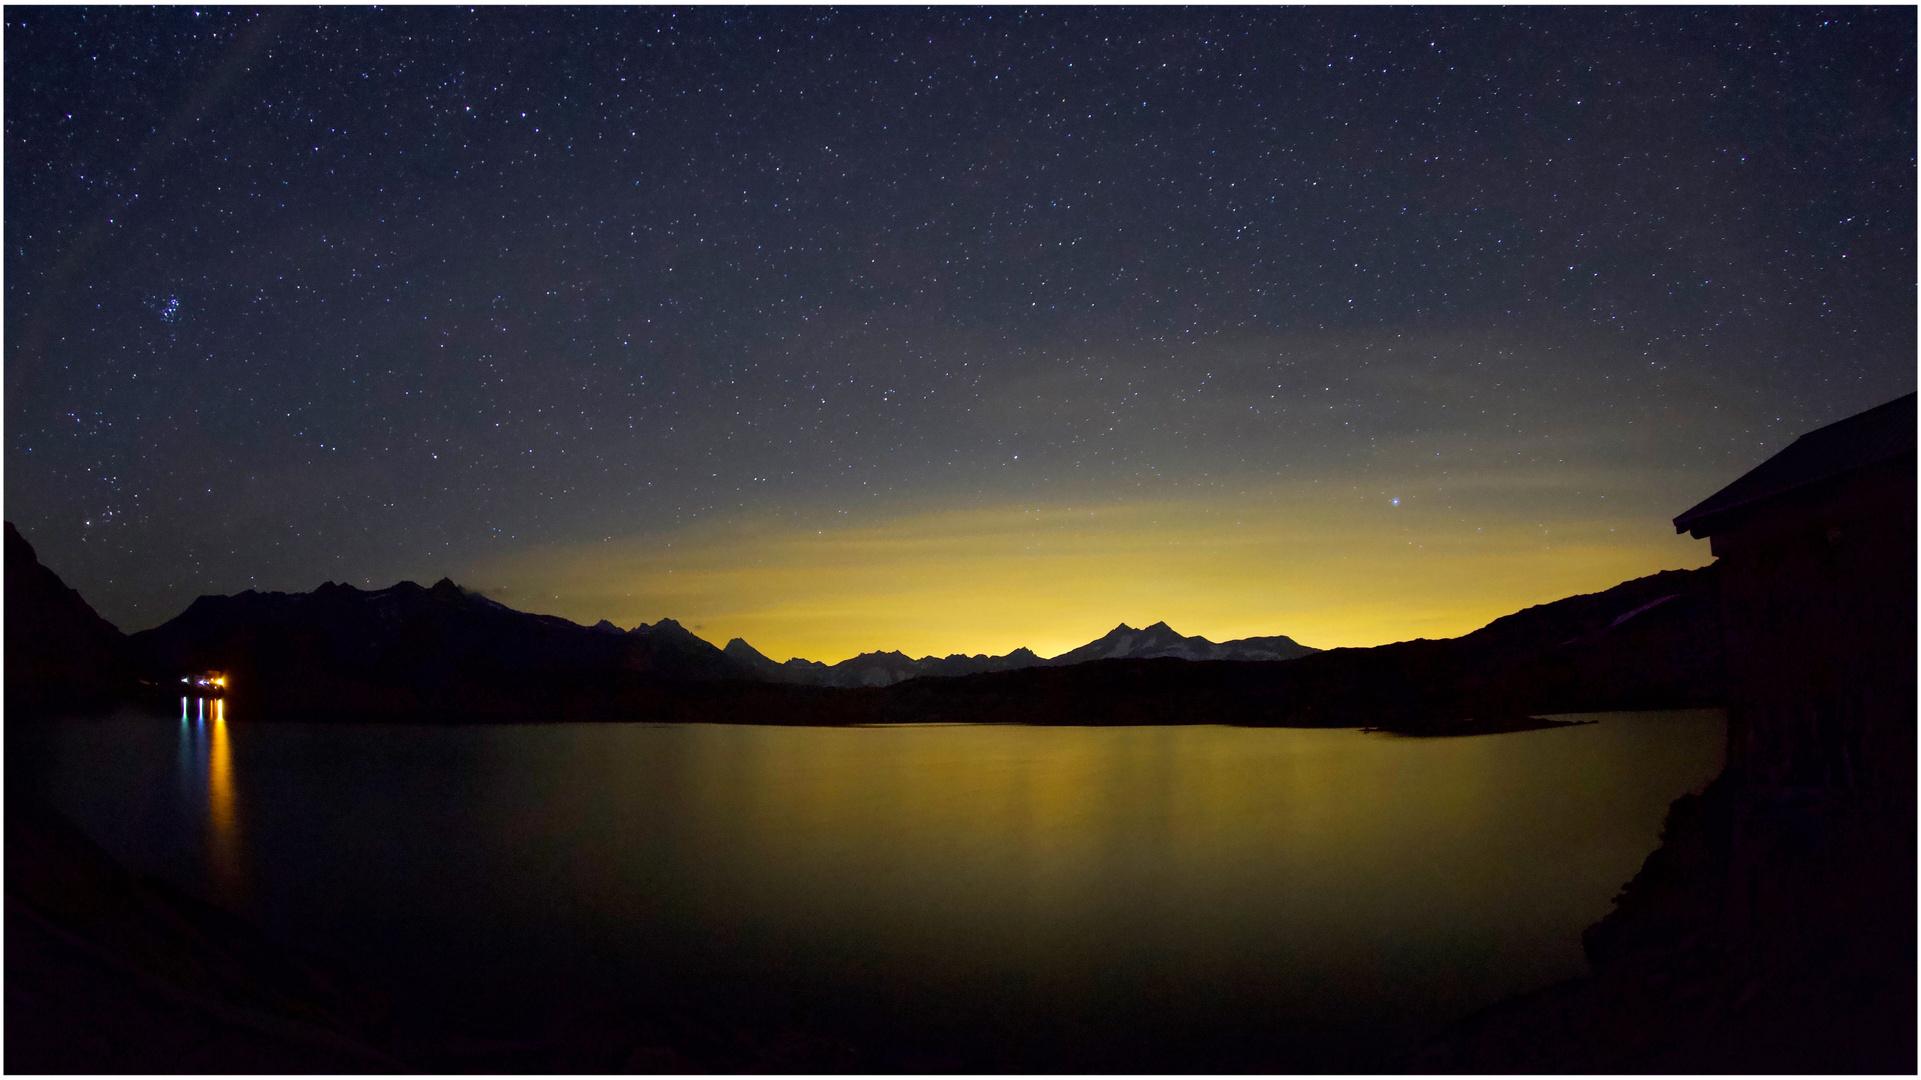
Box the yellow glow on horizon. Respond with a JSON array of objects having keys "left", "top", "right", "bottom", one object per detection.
[{"left": 467, "top": 477, "right": 1710, "bottom": 664}]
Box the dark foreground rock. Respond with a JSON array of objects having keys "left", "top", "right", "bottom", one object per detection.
[
  {"left": 5, "top": 792, "right": 400, "bottom": 1073},
  {"left": 4, "top": 792, "right": 877, "bottom": 1074},
  {"left": 1408, "top": 776, "right": 1916, "bottom": 1072}
]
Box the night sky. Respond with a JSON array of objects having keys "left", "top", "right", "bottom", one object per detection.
[{"left": 8, "top": 8, "right": 1914, "bottom": 661}]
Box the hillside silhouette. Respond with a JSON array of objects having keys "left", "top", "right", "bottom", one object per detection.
[
  {"left": 5, "top": 523, "right": 134, "bottom": 714},
  {"left": 8, "top": 519, "right": 1720, "bottom": 732}
]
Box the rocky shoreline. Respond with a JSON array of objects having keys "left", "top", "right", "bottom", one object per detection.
[{"left": 1408, "top": 775, "right": 1915, "bottom": 1072}]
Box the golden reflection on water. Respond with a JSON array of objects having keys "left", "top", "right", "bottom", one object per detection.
[
  {"left": 206, "top": 698, "right": 244, "bottom": 900},
  {"left": 41, "top": 706, "right": 1724, "bottom": 1066},
  {"left": 630, "top": 714, "right": 1726, "bottom": 1022}
]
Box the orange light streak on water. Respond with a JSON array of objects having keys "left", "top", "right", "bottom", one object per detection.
[{"left": 207, "top": 699, "right": 243, "bottom": 901}]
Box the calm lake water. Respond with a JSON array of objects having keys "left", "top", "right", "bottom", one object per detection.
[{"left": 18, "top": 707, "right": 1724, "bottom": 1069}]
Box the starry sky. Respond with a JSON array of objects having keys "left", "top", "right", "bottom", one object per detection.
[{"left": 8, "top": 8, "right": 1914, "bottom": 661}]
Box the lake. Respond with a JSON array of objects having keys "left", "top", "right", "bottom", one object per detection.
[{"left": 15, "top": 706, "right": 1725, "bottom": 1070}]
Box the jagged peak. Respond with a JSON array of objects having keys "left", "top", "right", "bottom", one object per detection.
[
  {"left": 633, "top": 618, "right": 714, "bottom": 646},
  {"left": 851, "top": 649, "right": 912, "bottom": 662},
  {"left": 723, "top": 637, "right": 772, "bottom": 658},
  {"left": 422, "top": 578, "right": 510, "bottom": 611}
]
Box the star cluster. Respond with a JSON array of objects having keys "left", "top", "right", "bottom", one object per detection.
[{"left": 7, "top": 8, "right": 1913, "bottom": 654}]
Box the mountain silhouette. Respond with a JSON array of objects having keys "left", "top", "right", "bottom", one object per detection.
[
  {"left": 1041, "top": 621, "right": 1317, "bottom": 666},
  {"left": 873, "top": 564, "right": 1723, "bottom": 731},
  {"left": 11, "top": 523, "right": 1722, "bottom": 730},
  {"left": 746, "top": 645, "right": 1049, "bottom": 688},
  {"left": 128, "top": 577, "right": 759, "bottom": 721},
  {"left": 6, "top": 522, "right": 132, "bottom": 714},
  {"left": 722, "top": 622, "right": 1314, "bottom": 687}
]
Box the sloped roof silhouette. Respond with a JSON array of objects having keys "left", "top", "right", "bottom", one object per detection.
[{"left": 1674, "top": 392, "right": 1916, "bottom": 539}]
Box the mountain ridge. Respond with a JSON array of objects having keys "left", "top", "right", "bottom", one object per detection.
[
  {"left": 6, "top": 519, "right": 1722, "bottom": 729},
  {"left": 5, "top": 522, "right": 134, "bottom": 713},
  {"left": 134, "top": 566, "right": 1330, "bottom": 692},
  {"left": 1038, "top": 620, "right": 1317, "bottom": 667},
  {"left": 719, "top": 620, "right": 1317, "bottom": 687}
]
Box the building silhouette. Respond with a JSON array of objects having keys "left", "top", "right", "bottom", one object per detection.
[{"left": 1674, "top": 391, "right": 1916, "bottom": 794}]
